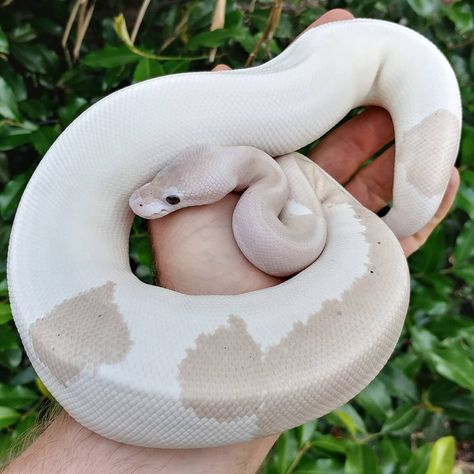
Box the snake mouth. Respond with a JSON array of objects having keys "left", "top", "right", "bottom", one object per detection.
[{"left": 129, "top": 192, "right": 169, "bottom": 219}]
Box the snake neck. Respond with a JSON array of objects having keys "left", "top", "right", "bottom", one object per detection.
[{"left": 231, "top": 150, "right": 326, "bottom": 277}]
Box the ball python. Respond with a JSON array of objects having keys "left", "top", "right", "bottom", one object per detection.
[{"left": 7, "top": 19, "right": 461, "bottom": 448}]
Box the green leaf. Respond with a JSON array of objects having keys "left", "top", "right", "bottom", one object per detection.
[
  {"left": 312, "top": 435, "right": 348, "bottom": 455},
  {"left": 82, "top": 46, "right": 140, "bottom": 68},
  {"left": 379, "top": 364, "right": 418, "bottom": 403},
  {"left": 0, "top": 280, "right": 8, "bottom": 298},
  {"left": 187, "top": 28, "right": 238, "bottom": 50},
  {"left": 295, "top": 458, "right": 344, "bottom": 474},
  {"left": 461, "top": 126, "right": 474, "bottom": 166},
  {"left": 430, "top": 346, "right": 474, "bottom": 392},
  {"left": 10, "top": 43, "right": 59, "bottom": 75},
  {"left": 58, "top": 97, "right": 88, "bottom": 128},
  {"left": 345, "top": 444, "right": 379, "bottom": 474},
  {"left": 0, "top": 406, "right": 20, "bottom": 429},
  {"left": 0, "top": 25, "right": 9, "bottom": 55},
  {"left": 454, "top": 265, "right": 474, "bottom": 284},
  {"left": 10, "top": 366, "right": 37, "bottom": 385},
  {"left": 403, "top": 443, "right": 432, "bottom": 474},
  {"left": 0, "top": 62, "right": 26, "bottom": 102},
  {"left": 35, "top": 378, "right": 53, "bottom": 400},
  {"left": 410, "top": 226, "right": 445, "bottom": 273},
  {"left": 382, "top": 405, "right": 418, "bottom": 434},
  {"left": 31, "top": 126, "right": 60, "bottom": 155},
  {"left": 20, "top": 98, "right": 52, "bottom": 121},
  {"left": 133, "top": 58, "right": 165, "bottom": 83},
  {"left": 429, "top": 381, "right": 474, "bottom": 423},
  {"left": 9, "top": 23, "right": 37, "bottom": 43},
  {"left": 4, "top": 348, "right": 22, "bottom": 369},
  {"left": 296, "top": 421, "right": 317, "bottom": 448},
  {"left": 406, "top": 0, "right": 440, "bottom": 17},
  {"left": 0, "top": 77, "right": 20, "bottom": 120},
  {"left": 426, "top": 436, "right": 456, "bottom": 474},
  {"left": 0, "top": 433, "right": 14, "bottom": 464},
  {"left": 0, "top": 325, "right": 18, "bottom": 350},
  {"left": 0, "top": 173, "right": 28, "bottom": 220},
  {"left": 355, "top": 377, "right": 392, "bottom": 421},
  {"left": 454, "top": 220, "right": 474, "bottom": 263},
  {"left": 444, "top": 3, "right": 474, "bottom": 34},
  {"left": 271, "top": 430, "right": 298, "bottom": 474},
  {"left": 13, "top": 413, "right": 36, "bottom": 438},
  {"left": 0, "top": 124, "right": 36, "bottom": 151},
  {"left": 410, "top": 327, "right": 438, "bottom": 355},
  {"left": 326, "top": 404, "right": 367, "bottom": 436},
  {"left": 0, "top": 303, "right": 12, "bottom": 324},
  {"left": 0, "top": 384, "right": 38, "bottom": 408},
  {"left": 380, "top": 437, "right": 410, "bottom": 474}
]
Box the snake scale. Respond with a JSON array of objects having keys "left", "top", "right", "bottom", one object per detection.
[{"left": 7, "top": 19, "right": 461, "bottom": 448}]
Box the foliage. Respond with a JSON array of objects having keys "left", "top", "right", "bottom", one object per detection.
[{"left": 0, "top": 0, "right": 473, "bottom": 471}]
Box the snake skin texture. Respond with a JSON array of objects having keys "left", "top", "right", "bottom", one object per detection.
[{"left": 7, "top": 19, "right": 461, "bottom": 448}]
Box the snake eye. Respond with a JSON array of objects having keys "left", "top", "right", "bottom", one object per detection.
[{"left": 166, "top": 195, "right": 181, "bottom": 205}]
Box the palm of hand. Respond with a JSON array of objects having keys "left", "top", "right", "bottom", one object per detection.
[{"left": 149, "top": 104, "right": 458, "bottom": 296}]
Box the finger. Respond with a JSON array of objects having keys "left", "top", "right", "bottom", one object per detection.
[
  {"left": 344, "top": 145, "right": 395, "bottom": 212},
  {"left": 400, "top": 168, "right": 460, "bottom": 257},
  {"left": 212, "top": 63, "right": 231, "bottom": 72},
  {"left": 304, "top": 8, "right": 354, "bottom": 32},
  {"left": 310, "top": 107, "right": 394, "bottom": 183}
]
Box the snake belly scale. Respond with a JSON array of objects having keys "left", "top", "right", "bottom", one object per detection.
[{"left": 7, "top": 19, "right": 461, "bottom": 448}]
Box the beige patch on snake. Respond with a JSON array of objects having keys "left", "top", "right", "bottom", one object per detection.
[
  {"left": 30, "top": 282, "right": 132, "bottom": 386},
  {"left": 178, "top": 194, "right": 408, "bottom": 431},
  {"left": 179, "top": 315, "right": 264, "bottom": 422},
  {"left": 399, "top": 109, "right": 459, "bottom": 198}
]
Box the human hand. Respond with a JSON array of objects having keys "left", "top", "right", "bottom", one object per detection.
[{"left": 149, "top": 9, "right": 460, "bottom": 296}]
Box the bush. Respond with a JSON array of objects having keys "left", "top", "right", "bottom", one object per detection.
[{"left": 0, "top": 0, "right": 473, "bottom": 471}]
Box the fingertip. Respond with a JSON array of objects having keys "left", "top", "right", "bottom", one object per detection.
[
  {"left": 449, "top": 167, "right": 460, "bottom": 188},
  {"left": 297, "top": 9, "right": 354, "bottom": 41},
  {"left": 311, "top": 8, "right": 354, "bottom": 28},
  {"left": 212, "top": 64, "right": 232, "bottom": 72}
]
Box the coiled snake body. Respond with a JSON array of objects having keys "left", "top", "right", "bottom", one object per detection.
[{"left": 8, "top": 19, "right": 461, "bottom": 448}]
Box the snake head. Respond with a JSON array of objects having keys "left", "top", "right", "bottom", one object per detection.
[
  {"left": 129, "top": 144, "right": 238, "bottom": 219},
  {"left": 129, "top": 181, "right": 185, "bottom": 219}
]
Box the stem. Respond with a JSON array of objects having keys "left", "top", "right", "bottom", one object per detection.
[
  {"left": 286, "top": 441, "right": 312, "bottom": 474},
  {"left": 131, "top": 0, "right": 152, "bottom": 44}
]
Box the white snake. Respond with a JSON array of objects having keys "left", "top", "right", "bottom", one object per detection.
[{"left": 8, "top": 19, "right": 461, "bottom": 448}]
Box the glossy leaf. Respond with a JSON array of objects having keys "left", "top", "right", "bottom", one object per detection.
[
  {"left": 430, "top": 346, "right": 474, "bottom": 392},
  {"left": 378, "top": 364, "right": 418, "bottom": 402},
  {"left": 0, "top": 384, "right": 38, "bottom": 408},
  {"left": 271, "top": 431, "right": 298, "bottom": 474},
  {"left": 326, "top": 405, "right": 367, "bottom": 436},
  {"left": 382, "top": 405, "right": 418, "bottom": 434},
  {"left": 82, "top": 46, "right": 140, "bottom": 68},
  {"left": 0, "top": 304, "right": 11, "bottom": 325},
  {"left": 355, "top": 377, "right": 392, "bottom": 420},
  {"left": 297, "top": 421, "right": 318, "bottom": 448},
  {"left": 295, "top": 458, "right": 344, "bottom": 474},
  {"left": 133, "top": 59, "right": 165, "bottom": 83},
  {"left": 0, "top": 173, "right": 28, "bottom": 220},
  {"left": 0, "top": 407, "right": 20, "bottom": 429},
  {"left": 10, "top": 43, "right": 59, "bottom": 75},
  {"left": 0, "top": 77, "right": 19, "bottom": 120},
  {"left": 403, "top": 443, "right": 432, "bottom": 474},
  {"left": 345, "top": 444, "right": 379, "bottom": 474},
  {"left": 454, "top": 220, "right": 474, "bottom": 262},
  {"left": 426, "top": 436, "right": 456, "bottom": 474},
  {"left": 312, "top": 435, "right": 348, "bottom": 455},
  {"left": 0, "top": 26, "right": 9, "bottom": 54}
]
